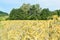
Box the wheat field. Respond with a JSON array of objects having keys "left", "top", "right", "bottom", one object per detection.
[{"left": 0, "top": 20, "right": 60, "bottom": 40}]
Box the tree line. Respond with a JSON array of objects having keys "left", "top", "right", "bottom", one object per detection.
[
  {"left": 8, "top": 4, "right": 60, "bottom": 20},
  {"left": 0, "top": 11, "right": 8, "bottom": 17}
]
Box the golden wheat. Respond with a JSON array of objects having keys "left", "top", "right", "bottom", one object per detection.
[{"left": 0, "top": 20, "right": 60, "bottom": 40}]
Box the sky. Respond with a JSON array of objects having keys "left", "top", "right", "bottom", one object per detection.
[{"left": 0, "top": 0, "right": 60, "bottom": 13}]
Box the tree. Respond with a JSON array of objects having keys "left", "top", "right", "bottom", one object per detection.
[
  {"left": 40, "top": 8, "right": 52, "bottom": 20},
  {"left": 9, "top": 8, "right": 17, "bottom": 20},
  {"left": 9, "top": 4, "right": 31, "bottom": 20},
  {"left": 9, "top": 4, "right": 42, "bottom": 20},
  {"left": 20, "top": 4, "right": 31, "bottom": 19},
  {"left": 28, "top": 4, "right": 41, "bottom": 20},
  {"left": 55, "top": 10, "right": 60, "bottom": 16}
]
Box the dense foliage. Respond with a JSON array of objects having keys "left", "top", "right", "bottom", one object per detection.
[
  {"left": 9, "top": 4, "right": 60, "bottom": 20},
  {"left": 0, "top": 4, "right": 59, "bottom": 20}
]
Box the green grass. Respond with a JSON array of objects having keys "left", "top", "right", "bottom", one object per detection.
[{"left": 0, "top": 16, "right": 8, "bottom": 21}]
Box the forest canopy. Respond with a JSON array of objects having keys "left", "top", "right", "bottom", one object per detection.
[{"left": 1, "top": 4, "right": 60, "bottom": 20}]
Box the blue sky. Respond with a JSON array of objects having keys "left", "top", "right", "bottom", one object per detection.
[{"left": 0, "top": 0, "right": 60, "bottom": 13}]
